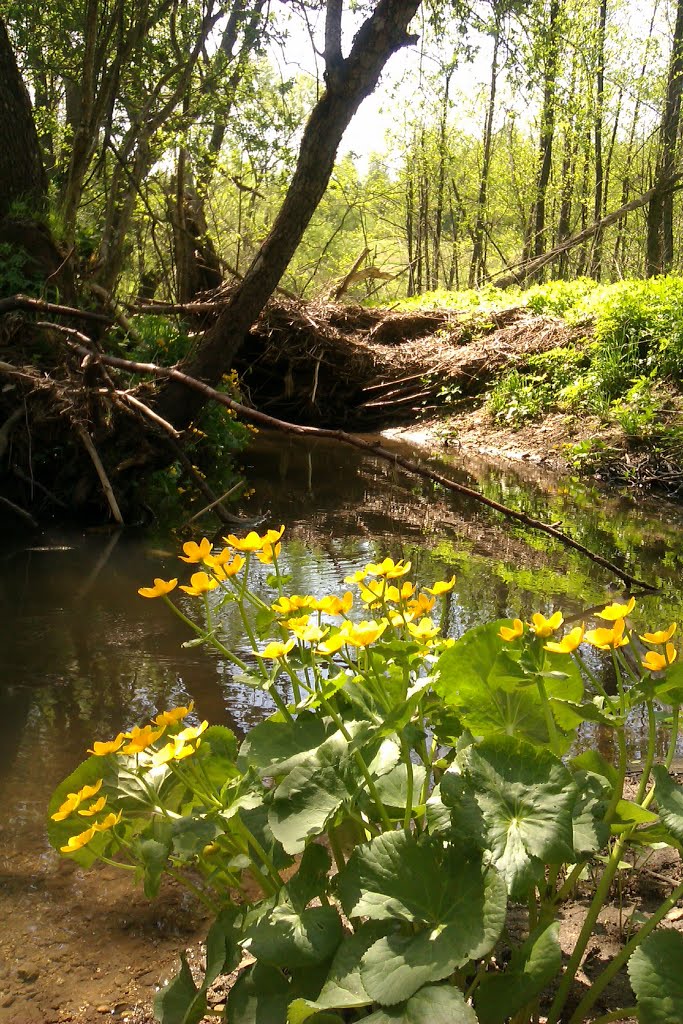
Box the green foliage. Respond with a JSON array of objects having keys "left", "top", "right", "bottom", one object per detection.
[
  {"left": 0, "top": 241, "right": 44, "bottom": 298},
  {"left": 48, "top": 533, "right": 683, "bottom": 1024},
  {"left": 524, "top": 278, "right": 597, "bottom": 316},
  {"left": 488, "top": 348, "right": 588, "bottom": 425}
]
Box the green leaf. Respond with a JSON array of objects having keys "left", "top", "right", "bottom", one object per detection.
[
  {"left": 288, "top": 924, "right": 385, "bottom": 1021},
  {"left": 569, "top": 771, "right": 610, "bottom": 855},
  {"left": 170, "top": 816, "right": 219, "bottom": 859},
  {"left": 287, "top": 844, "right": 333, "bottom": 913},
  {"left": 228, "top": 962, "right": 291, "bottom": 1024},
  {"left": 135, "top": 836, "right": 171, "bottom": 898},
  {"left": 336, "top": 832, "right": 506, "bottom": 1003},
  {"left": 268, "top": 730, "right": 362, "bottom": 854},
  {"left": 610, "top": 799, "right": 659, "bottom": 833},
  {"left": 474, "top": 922, "right": 562, "bottom": 1024},
  {"left": 204, "top": 909, "right": 241, "bottom": 989},
  {"left": 453, "top": 736, "right": 577, "bottom": 897},
  {"left": 243, "top": 904, "right": 343, "bottom": 968},
  {"left": 238, "top": 711, "right": 328, "bottom": 776},
  {"left": 153, "top": 953, "right": 206, "bottom": 1024},
  {"left": 652, "top": 766, "right": 683, "bottom": 842},
  {"left": 570, "top": 750, "right": 618, "bottom": 787},
  {"left": 361, "top": 984, "right": 479, "bottom": 1023},
  {"left": 374, "top": 762, "right": 427, "bottom": 811},
  {"left": 629, "top": 930, "right": 683, "bottom": 1023}
]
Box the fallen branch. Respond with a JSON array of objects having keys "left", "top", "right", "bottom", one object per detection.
[
  {"left": 0, "top": 493, "right": 38, "bottom": 527},
  {"left": 74, "top": 423, "right": 124, "bottom": 526},
  {"left": 0, "top": 293, "right": 112, "bottom": 323},
  {"left": 51, "top": 338, "right": 658, "bottom": 591}
]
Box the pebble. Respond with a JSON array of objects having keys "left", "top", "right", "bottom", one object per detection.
[{"left": 17, "top": 966, "right": 39, "bottom": 983}]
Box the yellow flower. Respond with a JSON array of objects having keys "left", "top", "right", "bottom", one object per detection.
[
  {"left": 93, "top": 811, "right": 123, "bottom": 832},
  {"left": 224, "top": 530, "right": 267, "bottom": 552},
  {"left": 121, "top": 725, "right": 164, "bottom": 754},
  {"left": 315, "top": 592, "right": 353, "bottom": 616},
  {"left": 585, "top": 618, "right": 628, "bottom": 651},
  {"left": 256, "top": 638, "right": 297, "bottom": 659},
  {"left": 151, "top": 735, "right": 202, "bottom": 766},
  {"left": 138, "top": 578, "right": 178, "bottom": 599},
  {"left": 88, "top": 733, "right": 125, "bottom": 756},
  {"left": 256, "top": 541, "right": 281, "bottom": 565},
  {"left": 292, "top": 623, "right": 328, "bottom": 644},
  {"left": 179, "top": 571, "right": 219, "bottom": 596},
  {"left": 408, "top": 593, "right": 436, "bottom": 615},
  {"left": 529, "top": 611, "right": 564, "bottom": 638},
  {"left": 425, "top": 575, "right": 457, "bottom": 595},
  {"left": 154, "top": 702, "right": 194, "bottom": 727},
  {"left": 272, "top": 595, "right": 317, "bottom": 614},
  {"left": 642, "top": 643, "right": 678, "bottom": 672},
  {"left": 60, "top": 826, "right": 97, "bottom": 852},
  {"left": 265, "top": 525, "right": 285, "bottom": 544},
  {"left": 359, "top": 579, "right": 387, "bottom": 606},
  {"left": 316, "top": 631, "right": 349, "bottom": 655},
  {"left": 51, "top": 778, "right": 102, "bottom": 821},
  {"left": 406, "top": 617, "right": 440, "bottom": 644},
  {"left": 365, "top": 557, "right": 412, "bottom": 579},
  {"left": 78, "top": 796, "right": 107, "bottom": 817},
  {"left": 205, "top": 550, "right": 245, "bottom": 577},
  {"left": 344, "top": 568, "right": 368, "bottom": 584},
  {"left": 176, "top": 721, "right": 208, "bottom": 743},
  {"left": 344, "top": 619, "right": 388, "bottom": 647},
  {"left": 179, "top": 538, "right": 212, "bottom": 564},
  {"left": 544, "top": 625, "right": 585, "bottom": 654},
  {"left": 498, "top": 619, "right": 524, "bottom": 642},
  {"left": 597, "top": 596, "right": 636, "bottom": 621},
  {"left": 640, "top": 623, "right": 677, "bottom": 645}
]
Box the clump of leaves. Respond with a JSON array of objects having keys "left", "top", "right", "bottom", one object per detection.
[
  {"left": 49, "top": 533, "right": 683, "bottom": 1024},
  {"left": 488, "top": 347, "right": 588, "bottom": 425}
]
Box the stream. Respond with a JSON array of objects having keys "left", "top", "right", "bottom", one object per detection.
[{"left": 2, "top": 432, "right": 683, "bottom": 1022}]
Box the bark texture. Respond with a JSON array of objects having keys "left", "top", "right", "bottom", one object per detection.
[{"left": 0, "top": 18, "right": 46, "bottom": 219}]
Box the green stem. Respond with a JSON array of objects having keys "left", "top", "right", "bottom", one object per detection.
[
  {"left": 162, "top": 595, "right": 248, "bottom": 671},
  {"left": 634, "top": 699, "right": 656, "bottom": 805},
  {"left": 402, "top": 738, "right": 415, "bottom": 836},
  {"left": 547, "top": 833, "right": 629, "bottom": 1024},
  {"left": 604, "top": 729, "right": 628, "bottom": 825},
  {"left": 535, "top": 675, "right": 561, "bottom": 755},
  {"left": 232, "top": 816, "right": 282, "bottom": 892},
  {"left": 552, "top": 860, "right": 588, "bottom": 904},
  {"left": 567, "top": 876, "right": 683, "bottom": 1024},
  {"left": 572, "top": 651, "right": 614, "bottom": 711},
  {"left": 328, "top": 826, "right": 346, "bottom": 872},
  {"left": 665, "top": 705, "right": 680, "bottom": 770},
  {"left": 320, "top": 695, "right": 393, "bottom": 832},
  {"left": 167, "top": 866, "right": 220, "bottom": 912},
  {"left": 100, "top": 855, "right": 136, "bottom": 871}
]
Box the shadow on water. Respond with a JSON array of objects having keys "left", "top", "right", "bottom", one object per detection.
[{"left": 1, "top": 430, "right": 683, "bottom": 1017}]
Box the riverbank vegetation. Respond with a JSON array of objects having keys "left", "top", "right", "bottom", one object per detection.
[
  {"left": 49, "top": 529, "right": 683, "bottom": 1023},
  {"left": 2, "top": 0, "right": 683, "bottom": 526}
]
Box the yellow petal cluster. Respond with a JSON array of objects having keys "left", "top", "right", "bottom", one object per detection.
[
  {"left": 640, "top": 623, "right": 677, "bottom": 645},
  {"left": 365, "top": 557, "right": 412, "bottom": 579},
  {"left": 544, "top": 625, "right": 585, "bottom": 654},
  {"left": 406, "top": 617, "right": 440, "bottom": 644},
  {"left": 256, "top": 541, "right": 281, "bottom": 565},
  {"left": 122, "top": 724, "right": 165, "bottom": 754},
  {"left": 179, "top": 538, "right": 212, "bottom": 564},
  {"left": 272, "top": 594, "right": 317, "bottom": 614},
  {"left": 205, "top": 551, "right": 245, "bottom": 576},
  {"left": 51, "top": 778, "right": 104, "bottom": 821},
  {"left": 425, "top": 575, "right": 457, "bottom": 595},
  {"left": 138, "top": 578, "right": 178, "bottom": 599},
  {"left": 499, "top": 619, "right": 524, "bottom": 642},
  {"left": 344, "top": 619, "right": 388, "bottom": 647},
  {"left": 585, "top": 618, "right": 628, "bottom": 651},
  {"left": 642, "top": 643, "right": 677, "bottom": 672},
  {"left": 224, "top": 525, "right": 285, "bottom": 552},
  {"left": 597, "top": 597, "right": 636, "bottom": 621},
  {"left": 257, "top": 638, "right": 296, "bottom": 659},
  {"left": 154, "top": 702, "right": 195, "bottom": 727},
  {"left": 88, "top": 732, "right": 125, "bottom": 756},
  {"left": 179, "top": 571, "right": 219, "bottom": 596},
  {"left": 529, "top": 612, "right": 564, "bottom": 638}
]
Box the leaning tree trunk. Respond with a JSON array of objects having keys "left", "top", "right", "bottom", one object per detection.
[
  {"left": 154, "top": 0, "right": 421, "bottom": 430},
  {"left": 0, "top": 18, "right": 46, "bottom": 220}
]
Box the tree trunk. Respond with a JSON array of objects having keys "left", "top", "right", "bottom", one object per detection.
[
  {"left": 590, "top": 0, "right": 607, "bottom": 279},
  {"left": 646, "top": 0, "right": 683, "bottom": 276},
  {"left": 0, "top": 19, "right": 46, "bottom": 219},
  {"left": 470, "top": 29, "right": 500, "bottom": 288},
  {"left": 154, "top": 0, "right": 421, "bottom": 429},
  {"left": 525, "top": 0, "right": 561, "bottom": 268}
]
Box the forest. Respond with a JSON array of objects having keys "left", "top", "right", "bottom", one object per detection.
[{"left": 1, "top": 0, "right": 683, "bottom": 523}]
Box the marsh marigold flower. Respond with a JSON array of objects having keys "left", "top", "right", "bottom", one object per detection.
[
  {"left": 344, "top": 619, "right": 388, "bottom": 647},
  {"left": 529, "top": 612, "right": 564, "bottom": 638},
  {"left": 597, "top": 596, "right": 636, "bottom": 621},
  {"left": 316, "top": 630, "right": 349, "bottom": 655},
  {"left": 544, "top": 625, "right": 585, "bottom": 654},
  {"left": 257, "top": 638, "right": 296, "bottom": 659},
  {"left": 407, "top": 617, "right": 440, "bottom": 644},
  {"left": 585, "top": 618, "right": 628, "bottom": 651},
  {"left": 60, "top": 826, "right": 96, "bottom": 853},
  {"left": 256, "top": 541, "right": 281, "bottom": 565},
  {"left": 315, "top": 592, "right": 353, "bottom": 616},
  {"left": 93, "top": 811, "right": 122, "bottom": 832},
  {"left": 154, "top": 702, "right": 194, "bottom": 727},
  {"left": 138, "top": 578, "right": 178, "bottom": 599},
  {"left": 640, "top": 623, "right": 677, "bottom": 645},
  {"left": 498, "top": 619, "right": 524, "bottom": 642},
  {"left": 121, "top": 724, "right": 164, "bottom": 754},
  {"left": 179, "top": 572, "right": 219, "bottom": 596},
  {"left": 272, "top": 595, "right": 316, "bottom": 615},
  {"left": 344, "top": 568, "right": 368, "bottom": 585},
  {"left": 179, "top": 538, "right": 212, "bottom": 564},
  {"left": 223, "top": 530, "right": 268, "bottom": 552},
  {"left": 77, "top": 796, "right": 107, "bottom": 817},
  {"left": 408, "top": 593, "right": 436, "bottom": 616},
  {"left": 365, "top": 557, "right": 412, "bottom": 579},
  {"left": 205, "top": 550, "right": 245, "bottom": 576},
  {"left": 51, "top": 779, "right": 104, "bottom": 821},
  {"left": 642, "top": 643, "right": 678, "bottom": 672},
  {"left": 425, "top": 575, "right": 457, "bottom": 595},
  {"left": 89, "top": 733, "right": 125, "bottom": 756}
]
